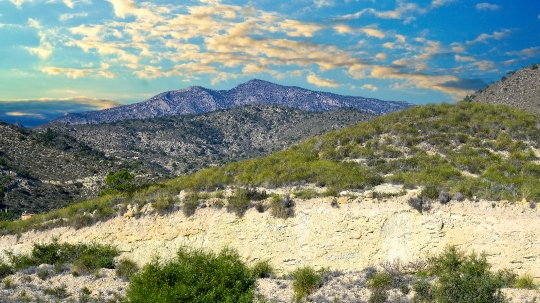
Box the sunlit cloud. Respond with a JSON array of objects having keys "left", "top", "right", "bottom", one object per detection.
[
  {"left": 1, "top": 97, "right": 124, "bottom": 110},
  {"left": 5, "top": 112, "right": 45, "bottom": 118},
  {"left": 39, "top": 63, "right": 114, "bottom": 79},
  {"left": 455, "top": 55, "right": 475, "bottom": 62},
  {"left": 307, "top": 73, "right": 340, "bottom": 87},
  {"left": 361, "top": 84, "right": 378, "bottom": 91},
  {"left": 506, "top": 47, "right": 540, "bottom": 58}
]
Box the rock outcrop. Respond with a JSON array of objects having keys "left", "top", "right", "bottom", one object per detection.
[{"left": 1, "top": 195, "right": 539, "bottom": 279}]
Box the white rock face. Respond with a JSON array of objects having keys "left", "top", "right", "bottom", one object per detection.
[{"left": 1, "top": 196, "right": 539, "bottom": 279}]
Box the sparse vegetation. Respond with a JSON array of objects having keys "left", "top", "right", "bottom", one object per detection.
[{"left": 291, "top": 266, "right": 323, "bottom": 301}]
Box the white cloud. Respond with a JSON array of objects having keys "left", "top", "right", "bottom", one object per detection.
[
  {"left": 39, "top": 64, "right": 114, "bottom": 79},
  {"left": 466, "top": 30, "right": 511, "bottom": 44},
  {"left": 10, "top": 0, "right": 32, "bottom": 8},
  {"left": 28, "top": 18, "right": 40, "bottom": 28},
  {"left": 476, "top": 3, "right": 500, "bottom": 11},
  {"left": 307, "top": 73, "right": 340, "bottom": 87},
  {"left": 506, "top": 47, "right": 540, "bottom": 58},
  {"left": 455, "top": 55, "right": 475, "bottom": 62},
  {"left": 106, "top": 0, "right": 137, "bottom": 18},
  {"left": 314, "top": 0, "right": 334, "bottom": 8},
  {"left": 5, "top": 112, "right": 45, "bottom": 118},
  {"left": 361, "top": 84, "right": 378, "bottom": 91},
  {"left": 375, "top": 53, "right": 387, "bottom": 60},
  {"left": 59, "top": 12, "right": 88, "bottom": 21}
]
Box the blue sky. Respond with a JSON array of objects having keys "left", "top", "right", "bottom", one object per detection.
[{"left": 1, "top": 0, "right": 539, "bottom": 127}]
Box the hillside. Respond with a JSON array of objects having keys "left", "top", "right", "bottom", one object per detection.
[
  {"left": 0, "top": 122, "right": 154, "bottom": 215},
  {"left": 41, "top": 105, "right": 375, "bottom": 174},
  {"left": 469, "top": 63, "right": 540, "bottom": 114},
  {"left": 46, "top": 79, "right": 412, "bottom": 125}
]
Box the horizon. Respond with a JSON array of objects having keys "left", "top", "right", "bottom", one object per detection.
[{"left": 1, "top": 0, "right": 539, "bottom": 126}]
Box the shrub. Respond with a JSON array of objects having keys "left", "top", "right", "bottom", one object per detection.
[
  {"left": 116, "top": 258, "right": 139, "bottom": 280},
  {"left": 182, "top": 193, "right": 199, "bottom": 217},
  {"left": 270, "top": 195, "right": 295, "bottom": 219},
  {"left": 291, "top": 266, "right": 322, "bottom": 301},
  {"left": 152, "top": 196, "right": 175, "bottom": 213},
  {"left": 407, "top": 197, "right": 431, "bottom": 213},
  {"left": 431, "top": 246, "right": 508, "bottom": 303},
  {"left": 227, "top": 189, "right": 252, "bottom": 217},
  {"left": 0, "top": 263, "right": 13, "bottom": 279},
  {"left": 367, "top": 272, "right": 393, "bottom": 303},
  {"left": 37, "top": 269, "right": 50, "bottom": 280},
  {"left": 44, "top": 285, "right": 68, "bottom": 298},
  {"left": 438, "top": 190, "right": 450, "bottom": 204},
  {"left": 124, "top": 247, "right": 255, "bottom": 303},
  {"left": 514, "top": 274, "right": 537, "bottom": 289},
  {"left": 452, "top": 192, "right": 464, "bottom": 202},
  {"left": 411, "top": 275, "right": 434, "bottom": 303},
  {"left": 250, "top": 260, "right": 274, "bottom": 278}
]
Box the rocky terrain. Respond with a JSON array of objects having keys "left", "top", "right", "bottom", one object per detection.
[
  {"left": 47, "top": 79, "right": 412, "bottom": 125},
  {"left": 0, "top": 122, "right": 155, "bottom": 215},
  {"left": 470, "top": 63, "right": 540, "bottom": 115},
  {"left": 41, "top": 105, "right": 375, "bottom": 174}
]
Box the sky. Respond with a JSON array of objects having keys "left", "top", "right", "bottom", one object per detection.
[{"left": 0, "top": 0, "right": 539, "bottom": 127}]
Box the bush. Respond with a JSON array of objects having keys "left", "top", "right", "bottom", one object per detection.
[
  {"left": 367, "top": 272, "right": 393, "bottom": 303},
  {"left": 291, "top": 266, "right": 322, "bottom": 301},
  {"left": 124, "top": 247, "right": 255, "bottom": 303},
  {"left": 0, "top": 263, "right": 13, "bottom": 279},
  {"left": 514, "top": 274, "right": 537, "bottom": 289},
  {"left": 407, "top": 197, "right": 431, "bottom": 213},
  {"left": 227, "top": 189, "right": 252, "bottom": 217},
  {"left": 438, "top": 190, "right": 450, "bottom": 204},
  {"left": 270, "top": 195, "right": 295, "bottom": 219},
  {"left": 411, "top": 275, "right": 434, "bottom": 303},
  {"left": 44, "top": 285, "right": 68, "bottom": 298},
  {"left": 116, "top": 258, "right": 139, "bottom": 280},
  {"left": 431, "top": 246, "right": 508, "bottom": 303},
  {"left": 250, "top": 260, "right": 274, "bottom": 278}
]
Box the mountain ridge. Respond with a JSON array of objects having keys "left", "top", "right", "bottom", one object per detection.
[{"left": 47, "top": 79, "right": 413, "bottom": 125}]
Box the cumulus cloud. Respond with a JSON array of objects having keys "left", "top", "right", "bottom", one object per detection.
[
  {"left": 5, "top": 112, "right": 45, "bottom": 118},
  {"left": 314, "top": 0, "right": 334, "bottom": 8},
  {"left": 476, "top": 3, "right": 500, "bottom": 11},
  {"left": 106, "top": 0, "right": 137, "bottom": 18},
  {"left": 361, "top": 84, "right": 378, "bottom": 91},
  {"left": 455, "top": 55, "right": 475, "bottom": 62},
  {"left": 10, "top": 0, "right": 32, "bottom": 8},
  {"left": 307, "top": 73, "right": 340, "bottom": 87}
]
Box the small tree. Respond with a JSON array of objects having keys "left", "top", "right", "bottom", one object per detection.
[{"left": 99, "top": 170, "right": 134, "bottom": 196}]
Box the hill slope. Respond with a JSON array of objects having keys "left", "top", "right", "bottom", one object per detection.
[
  {"left": 469, "top": 63, "right": 540, "bottom": 114},
  {"left": 47, "top": 79, "right": 412, "bottom": 125},
  {"left": 0, "top": 122, "right": 153, "bottom": 214},
  {"left": 41, "top": 105, "right": 375, "bottom": 174}
]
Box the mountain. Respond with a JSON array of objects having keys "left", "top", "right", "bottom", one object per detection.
[
  {"left": 47, "top": 79, "right": 412, "bottom": 125},
  {"left": 468, "top": 63, "right": 540, "bottom": 114},
  {"left": 40, "top": 105, "right": 375, "bottom": 175}
]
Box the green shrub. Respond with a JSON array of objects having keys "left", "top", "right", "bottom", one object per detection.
[
  {"left": 116, "top": 258, "right": 139, "bottom": 280},
  {"left": 124, "top": 247, "right": 255, "bottom": 303},
  {"left": 367, "top": 272, "right": 393, "bottom": 303},
  {"left": 291, "top": 266, "right": 322, "bottom": 301},
  {"left": 411, "top": 275, "right": 434, "bottom": 303},
  {"left": 227, "top": 189, "right": 252, "bottom": 217},
  {"left": 0, "top": 263, "right": 14, "bottom": 279},
  {"left": 37, "top": 270, "right": 50, "bottom": 280},
  {"left": 250, "top": 260, "right": 274, "bottom": 279},
  {"left": 431, "top": 246, "right": 508, "bottom": 303},
  {"left": 152, "top": 196, "right": 175, "bottom": 213},
  {"left": 514, "top": 274, "right": 537, "bottom": 289},
  {"left": 44, "top": 285, "right": 68, "bottom": 298}
]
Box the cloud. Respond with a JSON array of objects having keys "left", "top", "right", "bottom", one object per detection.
[
  {"left": 370, "top": 65, "right": 476, "bottom": 99},
  {"left": 39, "top": 64, "right": 114, "bottom": 79},
  {"left": 314, "top": 0, "right": 334, "bottom": 8},
  {"left": 473, "top": 60, "right": 495, "bottom": 71},
  {"left": 307, "top": 73, "right": 340, "bottom": 87},
  {"left": 5, "top": 112, "right": 45, "bottom": 118},
  {"left": 466, "top": 30, "right": 511, "bottom": 45},
  {"left": 375, "top": 53, "right": 387, "bottom": 60},
  {"left": 59, "top": 12, "right": 88, "bottom": 21},
  {"left": 361, "top": 84, "right": 378, "bottom": 91},
  {"left": 0, "top": 97, "right": 124, "bottom": 110},
  {"left": 339, "top": 0, "right": 454, "bottom": 23},
  {"left": 106, "top": 0, "right": 137, "bottom": 18},
  {"left": 278, "top": 19, "right": 322, "bottom": 37},
  {"left": 455, "top": 55, "right": 475, "bottom": 62},
  {"left": 10, "top": 0, "right": 32, "bottom": 8},
  {"left": 506, "top": 47, "right": 540, "bottom": 58},
  {"left": 476, "top": 3, "right": 500, "bottom": 11}
]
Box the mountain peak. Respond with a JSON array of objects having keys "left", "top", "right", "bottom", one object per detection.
[{"left": 47, "top": 80, "right": 413, "bottom": 125}]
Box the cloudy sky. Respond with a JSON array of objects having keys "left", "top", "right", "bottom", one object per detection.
[{"left": 1, "top": 0, "right": 539, "bottom": 126}]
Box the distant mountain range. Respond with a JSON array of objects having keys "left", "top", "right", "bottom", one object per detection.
[
  {"left": 470, "top": 63, "right": 540, "bottom": 115},
  {"left": 48, "top": 79, "right": 413, "bottom": 125}
]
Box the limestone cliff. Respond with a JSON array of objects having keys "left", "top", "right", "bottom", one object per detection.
[{"left": 1, "top": 195, "right": 539, "bottom": 279}]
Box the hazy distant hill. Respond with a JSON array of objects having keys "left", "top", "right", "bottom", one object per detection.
[
  {"left": 42, "top": 105, "right": 375, "bottom": 174},
  {"left": 469, "top": 63, "right": 540, "bottom": 114},
  {"left": 47, "top": 79, "right": 412, "bottom": 125}
]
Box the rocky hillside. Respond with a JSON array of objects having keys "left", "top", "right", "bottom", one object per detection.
[
  {"left": 41, "top": 105, "right": 375, "bottom": 174},
  {"left": 46, "top": 79, "right": 412, "bottom": 125},
  {"left": 469, "top": 63, "right": 540, "bottom": 114},
  {"left": 0, "top": 122, "right": 154, "bottom": 215}
]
